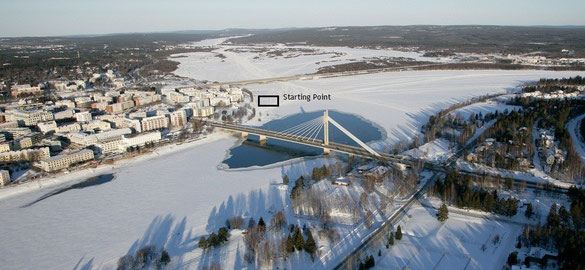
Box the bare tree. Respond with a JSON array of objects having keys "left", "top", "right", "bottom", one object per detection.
[{"left": 270, "top": 211, "right": 287, "bottom": 230}]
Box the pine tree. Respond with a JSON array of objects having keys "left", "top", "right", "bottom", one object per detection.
[
  {"left": 286, "top": 234, "right": 294, "bottom": 253},
  {"left": 525, "top": 203, "right": 534, "bottom": 219},
  {"left": 396, "top": 225, "right": 403, "bottom": 240},
  {"left": 160, "top": 250, "right": 171, "bottom": 265},
  {"left": 378, "top": 250, "right": 381, "bottom": 257},
  {"left": 437, "top": 203, "right": 449, "bottom": 222},
  {"left": 218, "top": 227, "right": 229, "bottom": 243},
  {"left": 199, "top": 236, "right": 208, "bottom": 249},
  {"left": 388, "top": 232, "right": 394, "bottom": 246},
  {"left": 365, "top": 255, "right": 375, "bottom": 268},
  {"left": 547, "top": 204, "right": 560, "bottom": 227},
  {"left": 293, "top": 227, "right": 305, "bottom": 251},
  {"left": 304, "top": 232, "right": 317, "bottom": 254},
  {"left": 258, "top": 217, "right": 266, "bottom": 232}
]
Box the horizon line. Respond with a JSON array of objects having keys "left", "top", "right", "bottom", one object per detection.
[{"left": 2, "top": 24, "right": 585, "bottom": 39}]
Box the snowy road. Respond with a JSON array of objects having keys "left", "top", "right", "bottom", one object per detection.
[{"left": 567, "top": 113, "right": 585, "bottom": 165}]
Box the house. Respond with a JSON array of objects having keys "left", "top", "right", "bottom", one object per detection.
[{"left": 333, "top": 177, "right": 350, "bottom": 186}]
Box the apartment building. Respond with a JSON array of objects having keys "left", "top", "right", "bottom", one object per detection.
[
  {"left": 141, "top": 115, "right": 168, "bottom": 132},
  {"left": 40, "top": 149, "right": 94, "bottom": 172},
  {"left": 11, "top": 84, "right": 42, "bottom": 97},
  {"left": 118, "top": 131, "right": 162, "bottom": 152},
  {"left": 57, "top": 123, "right": 81, "bottom": 133},
  {"left": 95, "top": 137, "right": 123, "bottom": 155},
  {"left": 37, "top": 121, "right": 58, "bottom": 134},
  {"left": 55, "top": 100, "right": 76, "bottom": 108},
  {"left": 105, "top": 100, "right": 135, "bottom": 114},
  {"left": 75, "top": 111, "right": 92, "bottom": 122},
  {"left": 169, "top": 110, "right": 187, "bottom": 127},
  {"left": 7, "top": 110, "right": 54, "bottom": 126},
  {"left": 82, "top": 120, "right": 112, "bottom": 131},
  {"left": 133, "top": 94, "right": 161, "bottom": 106},
  {"left": 0, "top": 147, "right": 50, "bottom": 162},
  {"left": 0, "top": 170, "right": 10, "bottom": 187},
  {"left": 0, "top": 143, "right": 10, "bottom": 153},
  {"left": 168, "top": 92, "right": 190, "bottom": 103},
  {"left": 193, "top": 106, "right": 215, "bottom": 117},
  {"left": 53, "top": 109, "right": 75, "bottom": 120},
  {"left": 68, "top": 128, "right": 132, "bottom": 146}
]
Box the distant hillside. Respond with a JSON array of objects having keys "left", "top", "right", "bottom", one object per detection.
[{"left": 230, "top": 25, "right": 585, "bottom": 57}]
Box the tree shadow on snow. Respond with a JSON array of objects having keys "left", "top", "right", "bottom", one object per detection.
[
  {"left": 73, "top": 257, "right": 94, "bottom": 270},
  {"left": 205, "top": 185, "right": 286, "bottom": 232},
  {"left": 123, "top": 214, "right": 197, "bottom": 267}
]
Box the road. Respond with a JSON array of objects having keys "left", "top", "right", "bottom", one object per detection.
[{"left": 331, "top": 171, "right": 441, "bottom": 270}]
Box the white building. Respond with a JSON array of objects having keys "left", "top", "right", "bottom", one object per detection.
[
  {"left": 118, "top": 131, "right": 161, "bottom": 152},
  {"left": 68, "top": 128, "right": 132, "bottom": 146},
  {"left": 11, "top": 84, "right": 42, "bottom": 97},
  {"left": 0, "top": 170, "right": 10, "bottom": 187},
  {"left": 6, "top": 110, "right": 54, "bottom": 126},
  {"left": 0, "top": 147, "right": 50, "bottom": 162},
  {"left": 193, "top": 106, "right": 214, "bottom": 117},
  {"left": 37, "top": 121, "right": 58, "bottom": 134},
  {"left": 95, "top": 137, "right": 123, "bottom": 155},
  {"left": 57, "top": 123, "right": 81, "bottom": 133},
  {"left": 0, "top": 143, "right": 10, "bottom": 153},
  {"left": 121, "top": 118, "right": 142, "bottom": 133},
  {"left": 168, "top": 91, "right": 190, "bottom": 103},
  {"left": 209, "top": 97, "right": 231, "bottom": 106},
  {"left": 55, "top": 100, "right": 76, "bottom": 109},
  {"left": 141, "top": 115, "right": 169, "bottom": 132},
  {"left": 82, "top": 120, "right": 111, "bottom": 131},
  {"left": 53, "top": 109, "right": 75, "bottom": 120},
  {"left": 169, "top": 110, "right": 188, "bottom": 127},
  {"left": 40, "top": 149, "right": 94, "bottom": 172},
  {"left": 106, "top": 101, "right": 135, "bottom": 114},
  {"left": 75, "top": 111, "right": 92, "bottom": 122}
]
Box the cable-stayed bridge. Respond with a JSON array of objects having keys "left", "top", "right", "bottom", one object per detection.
[{"left": 208, "top": 110, "right": 420, "bottom": 166}]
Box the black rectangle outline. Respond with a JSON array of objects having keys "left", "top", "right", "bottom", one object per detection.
[{"left": 258, "top": 95, "right": 280, "bottom": 107}]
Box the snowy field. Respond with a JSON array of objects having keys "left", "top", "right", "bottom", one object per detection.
[
  {"left": 172, "top": 41, "right": 450, "bottom": 82},
  {"left": 374, "top": 204, "right": 522, "bottom": 270},
  {"left": 448, "top": 99, "right": 522, "bottom": 120},
  {"left": 245, "top": 70, "right": 585, "bottom": 150}
]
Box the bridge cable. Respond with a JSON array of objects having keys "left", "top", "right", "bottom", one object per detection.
[
  {"left": 302, "top": 121, "right": 323, "bottom": 141},
  {"left": 277, "top": 117, "right": 323, "bottom": 137},
  {"left": 276, "top": 117, "right": 322, "bottom": 137},
  {"left": 308, "top": 122, "right": 324, "bottom": 142},
  {"left": 293, "top": 120, "right": 322, "bottom": 140},
  {"left": 281, "top": 120, "right": 320, "bottom": 138}
]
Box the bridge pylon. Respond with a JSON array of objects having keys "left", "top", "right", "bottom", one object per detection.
[{"left": 323, "top": 110, "right": 330, "bottom": 154}]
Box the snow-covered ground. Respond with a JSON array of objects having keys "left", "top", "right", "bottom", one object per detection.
[
  {"left": 0, "top": 133, "right": 337, "bottom": 270},
  {"left": 374, "top": 203, "right": 522, "bottom": 270},
  {"left": 448, "top": 99, "right": 522, "bottom": 120},
  {"left": 403, "top": 139, "right": 452, "bottom": 162},
  {"left": 2, "top": 39, "right": 584, "bottom": 270},
  {"left": 172, "top": 42, "right": 452, "bottom": 82},
  {"left": 245, "top": 70, "right": 585, "bottom": 150}
]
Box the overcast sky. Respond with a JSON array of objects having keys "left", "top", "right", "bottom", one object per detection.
[{"left": 1, "top": 0, "right": 584, "bottom": 37}]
